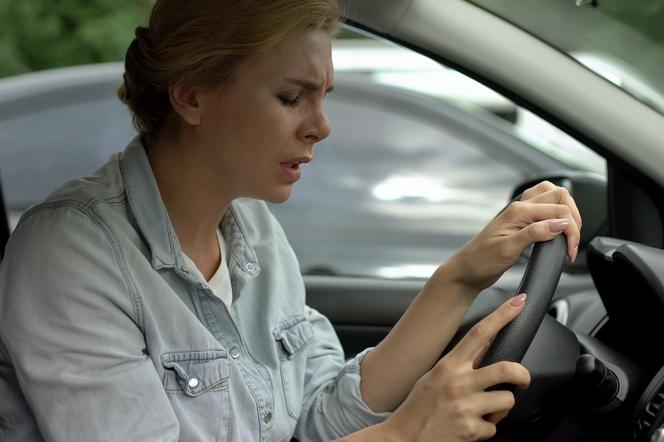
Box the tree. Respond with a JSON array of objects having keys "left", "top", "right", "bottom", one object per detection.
[{"left": 0, "top": 0, "right": 152, "bottom": 78}]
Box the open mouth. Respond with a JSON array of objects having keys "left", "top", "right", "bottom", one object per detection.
[{"left": 280, "top": 156, "right": 312, "bottom": 178}]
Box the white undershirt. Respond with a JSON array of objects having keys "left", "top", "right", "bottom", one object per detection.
[{"left": 183, "top": 229, "right": 233, "bottom": 309}]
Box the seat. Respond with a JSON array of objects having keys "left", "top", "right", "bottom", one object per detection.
[{"left": 0, "top": 175, "right": 10, "bottom": 260}]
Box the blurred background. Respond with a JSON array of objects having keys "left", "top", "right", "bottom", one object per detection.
[{"left": 5, "top": 0, "right": 655, "bottom": 285}]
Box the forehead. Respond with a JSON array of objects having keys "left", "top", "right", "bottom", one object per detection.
[{"left": 239, "top": 29, "right": 334, "bottom": 84}]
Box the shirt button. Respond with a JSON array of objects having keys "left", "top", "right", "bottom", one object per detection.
[
  {"left": 229, "top": 346, "right": 241, "bottom": 359},
  {"left": 188, "top": 377, "right": 199, "bottom": 388},
  {"left": 246, "top": 262, "right": 256, "bottom": 272},
  {"left": 263, "top": 410, "right": 272, "bottom": 424}
]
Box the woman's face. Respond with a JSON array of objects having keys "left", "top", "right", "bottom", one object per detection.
[{"left": 193, "top": 29, "right": 334, "bottom": 203}]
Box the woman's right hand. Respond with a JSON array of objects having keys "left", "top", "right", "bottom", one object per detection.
[{"left": 381, "top": 294, "right": 531, "bottom": 442}]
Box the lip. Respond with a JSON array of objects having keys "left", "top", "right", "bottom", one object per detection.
[
  {"left": 281, "top": 156, "right": 312, "bottom": 165},
  {"left": 279, "top": 156, "right": 312, "bottom": 183}
]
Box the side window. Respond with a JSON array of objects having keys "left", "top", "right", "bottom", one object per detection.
[
  {"left": 0, "top": 81, "right": 136, "bottom": 227},
  {"left": 269, "top": 29, "right": 606, "bottom": 279},
  {"left": 270, "top": 85, "right": 523, "bottom": 279}
]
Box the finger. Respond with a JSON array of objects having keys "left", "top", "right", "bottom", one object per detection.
[
  {"left": 457, "top": 418, "right": 497, "bottom": 441},
  {"left": 469, "top": 390, "right": 517, "bottom": 417},
  {"left": 513, "top": 218, "right": 580, "bottom": 261},
  {"left": 501, "top": 200, "right": 580, "bottom": 258},
  {"left": 526, "top": 188, "right": 582, "bottom": 231},
  {"left": 503, "top": 201, "right": 576, "bottom": 231},
  {"left": 484, "top": 410, "right": 509, "bottom": 425},
  {"left": 471, "top": 361, "right": 531, "bottom": 391},
  {"left": 520, "top": 180, "right": 557, "bottom": 201},
  {"left": 450, "top": 294, "right": 527, "bottom": 362},
  {"left": 472, "top": 340, "right": 492, "bottom": 369}
]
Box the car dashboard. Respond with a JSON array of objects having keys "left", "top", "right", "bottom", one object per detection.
[{"left": 583, "top": 237, "right": 664, "bottom": 441}]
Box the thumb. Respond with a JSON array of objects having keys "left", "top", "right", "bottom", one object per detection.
[{"left": 513, "top": 218, "right": 567, "bottom": 251}]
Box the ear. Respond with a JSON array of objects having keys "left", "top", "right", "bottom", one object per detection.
[{"left": 169, "top": 81, "right": 202, "bottom": 126}]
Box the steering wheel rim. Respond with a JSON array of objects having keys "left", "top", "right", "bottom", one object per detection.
[{"left": 479, "top": 234, "right": 568, "bottom": 369}]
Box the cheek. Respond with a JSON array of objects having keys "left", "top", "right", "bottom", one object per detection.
[{"left": 245, "top": 106, "right": 297, "bottom": 148}]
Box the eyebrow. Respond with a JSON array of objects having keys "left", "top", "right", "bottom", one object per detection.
[{"left": 285, "top": 78, "right": 335, "bottom": 93}]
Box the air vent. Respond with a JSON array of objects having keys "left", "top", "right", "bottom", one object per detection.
[{"left": 635, "top": 368, "right": 664, "bottom": 440}]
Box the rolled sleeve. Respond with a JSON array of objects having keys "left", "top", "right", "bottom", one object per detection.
[{"left": 294, "top": 308, "right": 391, "bottom": 441}]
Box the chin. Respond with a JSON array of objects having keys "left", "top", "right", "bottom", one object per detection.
[{"left": 261, "top": 186, "right": 293, "bottom": 204}]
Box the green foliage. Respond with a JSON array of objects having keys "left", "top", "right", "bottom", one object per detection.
[
  {"left": 0, "top": 0, "right": 152, "bottom": 78},
  {"left": 0, "top": 0, "right": 368, "bottom": 79}
]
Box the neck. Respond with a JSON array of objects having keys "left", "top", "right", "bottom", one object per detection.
[{"left": 146, "top": 133, "right": 231, "bottom": 278}]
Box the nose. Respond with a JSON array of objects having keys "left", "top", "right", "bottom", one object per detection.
[{"left": 301, "top": 105, "right": 331, "bottom": 144}]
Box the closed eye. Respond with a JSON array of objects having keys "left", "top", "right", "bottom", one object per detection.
[{"left": 278, "top": 94, "right": 302, "bottom": 107}]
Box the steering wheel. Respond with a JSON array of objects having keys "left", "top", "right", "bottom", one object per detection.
[{"left": 479, "top": 234, "right": 568, "bottom": 370}]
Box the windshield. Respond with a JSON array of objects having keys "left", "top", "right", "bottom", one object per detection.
[{"left": 469, "top": 0, "right": 664, "bottom": 117}]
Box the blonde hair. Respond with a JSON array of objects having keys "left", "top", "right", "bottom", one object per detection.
[{"left": 118, "top": 0, "right": 341, "bottom": 144}]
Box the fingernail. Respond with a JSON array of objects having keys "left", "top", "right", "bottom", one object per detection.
[
  {"left": 549, "top": 219, "right": 569, "bottom": 233},
  {"left": 510, "top": 293, "right": 527, "bottom": 307},
  {"left": 572, "top": 246, "right": 579, "bottom": 263}
]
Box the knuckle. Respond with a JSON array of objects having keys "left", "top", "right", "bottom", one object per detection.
[
  {"left": 527, "top": 222, "right": 542, "bottom": 239},
  {"left": 508, "top": 362, "right": 531, "bottom": 384},
  {"left": 444, "top": 378, "right": 466, "bottom": 398},
  {"left": 485, "top": 424, "right": 497, "bottom": 439},
  {"left": 521, "top": 365, "right": 532, "bottom": 385},
  {"left": 469, "top": 321, "right": 488, "bottom": 340},
  {"left": 507, "top": 392, "right": 516, "bottom": 408},
  {"left": 559, "top": 204, "right": 573, "bottom": 219},
  {"left": 541, "top": 180, "right": 555, "bottom": 190},
  {"left": 460, "top": 420, "right": 480, "bottom": 440},
  {"left": 505, "top": 200, "right": 523, "bottom": 216},
  {"left": 498, "top": 361, "right": 513, "bottom": 378},
  {"left": 433, "top": 359, "right": 452, "bottom": 377},
  {"left": 451, "top": 400, "right": 470, "bottom": 419},
  {"left": 502, "top": 391, "right": 516, "bottom": 409}
]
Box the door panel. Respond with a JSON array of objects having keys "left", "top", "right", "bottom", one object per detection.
[{"left": 304, "top": 275, "right": 511, "bottom": 357}]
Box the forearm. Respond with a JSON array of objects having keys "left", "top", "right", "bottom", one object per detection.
[
  {"left": 336, "top": 421, "right": 401, "bottom": 442},
  {"left": 359, "top": 259, "right": 478, "bottom": 412}
]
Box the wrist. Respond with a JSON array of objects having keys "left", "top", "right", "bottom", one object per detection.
[
  {"left": 336, "top": 419, "right": 408, "bottom": 442},
  {"left": 376, "top": 417, "right": 413, "bottom": 442},
  {"left": 428, "top": 257, "right": 479, "bottom": 302}
]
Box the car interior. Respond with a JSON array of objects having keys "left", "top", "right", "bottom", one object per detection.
[
  {"left": 2, "top": 0, "right": 664, "bottom": 441},
  {"left": 305, "top": 1, "right": 664, "bottom": 441}
]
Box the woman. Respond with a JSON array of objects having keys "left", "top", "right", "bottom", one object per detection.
[{"left": 0, "top": 0, "right": 581, "bottom": 441}]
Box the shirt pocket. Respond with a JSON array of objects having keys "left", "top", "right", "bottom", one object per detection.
[
  {"left": 161, "top": 350, "right": 231, "bottom": 440},
  {"left": 272, "top": 315, "right": 314, "bottom": 420}
]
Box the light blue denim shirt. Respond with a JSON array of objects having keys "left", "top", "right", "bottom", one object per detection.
[{"left": 0, "top": 136, "right": 389, "bottom": 441}]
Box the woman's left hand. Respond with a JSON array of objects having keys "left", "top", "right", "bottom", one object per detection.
[{"left": 443, "top": 181, "right": 582, "bottom": 292}]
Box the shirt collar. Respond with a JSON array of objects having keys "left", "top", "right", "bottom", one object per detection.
[
  {"left": 118, "top": 136, "right": 261, "bottom": 280},
  {"left": 119, "top": 135, "right": 181, "bottom": 270}
]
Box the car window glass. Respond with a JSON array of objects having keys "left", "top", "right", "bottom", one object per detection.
[
  {"left": 0, "top": 97, "right": 136, "bottom": 227},
  {"left": 270, "top": 88, "right": 522, "bottom": 279}
]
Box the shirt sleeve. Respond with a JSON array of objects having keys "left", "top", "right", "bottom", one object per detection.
[
  {"left": 0, "top": 206, "right": 180, "bottom": 441},
  {"left": 293, "top": 306, "right": 391, "bottom": 441}
]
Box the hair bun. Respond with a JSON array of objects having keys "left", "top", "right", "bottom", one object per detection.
[
  {"left": 118, "top": 25, "right": 169, "bottom": 141},
  {"left": 134, "top": 26, "right": 151, "bottom": 48}
]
